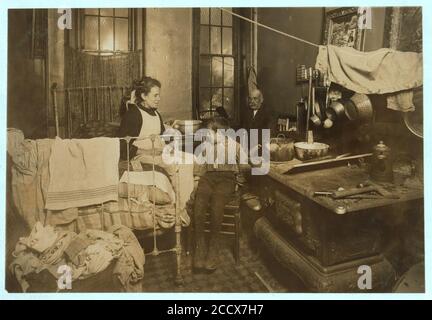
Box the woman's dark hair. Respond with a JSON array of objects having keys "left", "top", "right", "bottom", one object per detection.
[
  {"left": 119, "top": 77, "right": 159, "bottom": 117},
  {"left": 135, "top": 76, "right": 161, "bottom": 105}
]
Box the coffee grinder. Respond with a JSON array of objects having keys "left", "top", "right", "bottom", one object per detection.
[{"left": 370, "top": 140, "right": 393, "bottom": 183}]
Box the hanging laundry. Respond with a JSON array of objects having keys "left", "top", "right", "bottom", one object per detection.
[
  {"left": 7, "top": 129, "right": 53, "bottom": 227},
  {"left": 315, "top": 45, "right": 422, "bottom": 112},
  {"left": 386, "top": 90, "right": 415, "bottom": 112},
  {"left": 46, "top": 137, "right": 120, "bottom": 210}
]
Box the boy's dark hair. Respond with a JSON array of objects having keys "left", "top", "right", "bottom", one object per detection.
[{"left": 205, "top": 116, "right": 230, "bottom": 131}]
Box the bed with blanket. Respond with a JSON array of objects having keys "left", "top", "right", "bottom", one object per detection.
[
  {"left": 7, "top": 129, "right": 183, "bottom": 232},
  {"left": 7, "top": 126, "right": 186, "bottom": 290}
]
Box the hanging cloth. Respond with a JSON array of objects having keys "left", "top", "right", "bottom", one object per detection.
[{"left": 315, "top": 45, "right": 423, "bottom": 112}]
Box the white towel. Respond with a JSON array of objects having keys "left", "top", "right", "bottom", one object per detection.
[{"left": 46, "top": 137, "right": 120, "bottom": 210}]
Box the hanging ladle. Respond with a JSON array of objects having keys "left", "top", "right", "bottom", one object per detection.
[{"left": 310, "top": 87, "right": 321, "bottom": 127}]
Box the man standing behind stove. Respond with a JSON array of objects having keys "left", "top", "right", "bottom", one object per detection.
[
  {"left": 242, "top": 88, "right": 274, "bottom": 153},
  {"left": 240, "top": 88, "right": 274, "bottom": 211}
]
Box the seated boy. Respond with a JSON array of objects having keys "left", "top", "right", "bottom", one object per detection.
[{"left": 192, "top": 116, "right": 250, "bottom": 273}]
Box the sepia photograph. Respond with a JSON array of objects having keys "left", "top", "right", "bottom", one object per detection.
[{"left": 4, "top": 6, "right": 424, "bottom": 294}]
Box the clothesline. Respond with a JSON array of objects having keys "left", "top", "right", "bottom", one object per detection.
[{"left": 219, "top": 8, "right": 320, "bottom": 49}]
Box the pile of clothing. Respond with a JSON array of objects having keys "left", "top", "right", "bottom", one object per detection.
[{"left": 9, "top": 222, "right": 145, "bottom": 292}]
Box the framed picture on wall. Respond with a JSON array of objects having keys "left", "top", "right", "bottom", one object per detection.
[{"left": 323, "top": 7, "right": 365, "bottom": 51}]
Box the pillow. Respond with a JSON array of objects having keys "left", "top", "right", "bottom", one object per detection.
[{"left": 118, "top": 183, "right": 171, "bottom": 205}]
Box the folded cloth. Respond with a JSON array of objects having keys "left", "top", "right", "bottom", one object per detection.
[
  {"left": 39, "top": 231, "right": 77, "bottom": 265},
  {"left": 73, "top": 242, "right": 116, "bottom": 280},
  {"left": 20, "top": 222, "right": 58, "bottom": 253},
  {"left": 46, "top": 137, "right": 120, "bottom": 210},
  {"left": 82, "top": 229, "right": 124, "bottom": 252},
  {"left": 64, "top": 235, "right": 94, "bottom": 265},
  {"left": 119, "top": 171, "right": 175, "bottom": 203},
  {"left": 82, "top": 242, "right": 114, "bottom": 275},
  {"left": 73, "top": 229, "right": 124, "bottom": 280},
  {"left": 315, "top": 45, "right": 423, "bottom": 112},
  {"left": 108, "top": 225, "right": 145, "bottom": 292}
]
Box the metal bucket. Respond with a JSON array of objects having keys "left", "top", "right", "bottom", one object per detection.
[{"left": 345, "top": 93, "right": 373, "bottom": 121}]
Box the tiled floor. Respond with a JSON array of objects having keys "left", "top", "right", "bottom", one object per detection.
[{"left": 141, "top": 234, "right": 306, "bottom": 293}]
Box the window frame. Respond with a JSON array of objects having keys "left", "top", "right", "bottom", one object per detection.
[
  {"left": 77, "top": 8, "right": 139, "bottom": 56},
  {"left": 192, "top": 8, "right": 241, "bottom": 124}
]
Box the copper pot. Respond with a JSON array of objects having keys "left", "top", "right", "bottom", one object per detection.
[
  {"left": 325, "top": 100, "right": 346, "bottom": 123},
  {"left": 345, "top": 93, "right": 373, "bottom": 121}
]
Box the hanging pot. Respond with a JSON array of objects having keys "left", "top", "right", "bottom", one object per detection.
[
  {"left": 345, "top": 93, "right": 373, "bottom": 121},
  {"left": 309, "top": 87, "right": 321, "bottom": 127},
  {"left": 310, "top": 102, "right": 322, "bottom": 127},
  {"left": 326, "top": 100, "right": 345, "bottom": 121}
]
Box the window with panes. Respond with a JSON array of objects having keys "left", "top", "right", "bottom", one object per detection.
[
  {"left": 81, "top": 8, "right": 131, "bottom": 55},
  {"left": 197, "top": 8, "right": 237, "bottom": 120}
]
